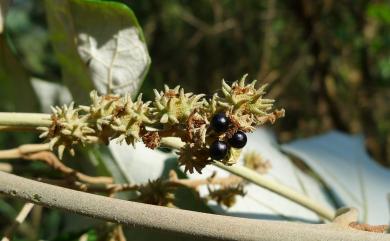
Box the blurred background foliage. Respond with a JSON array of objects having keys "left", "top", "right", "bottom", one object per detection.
[
  {"left": 4, "top": 0, "right": 390, "bottom": 166},
  {"left": 1, "top": 0, "right": 390, "bottom": 239}
]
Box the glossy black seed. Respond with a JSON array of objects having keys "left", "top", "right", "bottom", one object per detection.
[
  {"left": 209, "top": 140, "right": 228, "bottom": 160},
  {"left": 211, "top": 113, "right": 229, "bottom": 132},
  {"left": 228, "top": 131, "right": 247, "bottom": 149}
]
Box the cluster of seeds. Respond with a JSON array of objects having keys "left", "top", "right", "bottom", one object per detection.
[
  {"left": 38, "top": 74, "right": 284, "bottom": 174},
  {"left": 209, "top": 113, "right": 247, "bottom": 160}
]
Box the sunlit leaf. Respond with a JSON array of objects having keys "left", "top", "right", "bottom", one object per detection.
[
  {"left": 45, "top": 0, "right": 152, "bottom": 192},
  {"left": 282, "top": 131, "right": 390, "bottom": 225},
  {"left": 186, "top": 129, "right": 336, "bottom": 222},
  {"left": 108, "top": 142, "right": 174, "bottom": 184},
  {"left": 45, "top": 0, "right": 150, "bottom": 103},
  {"left": 31, "top": 78, "right": 72, "bottom": 113}
]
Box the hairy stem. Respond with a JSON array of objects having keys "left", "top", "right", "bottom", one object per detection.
[
  {"left": 0, "top": 171, "right": 387, "bottom": 241},
  {"left": 0, "top": 113, "right": 51, "bottom": 129}
]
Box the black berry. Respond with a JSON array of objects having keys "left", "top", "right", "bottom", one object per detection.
[
  {"left": 211, "top": 113, "right": 229, "bottom": 132},
  {"left": 228, "top": 131, "right": 247, "bottom": 149},
  {"left": 209, "top": 140, "right": 228, "bottom": 160}
]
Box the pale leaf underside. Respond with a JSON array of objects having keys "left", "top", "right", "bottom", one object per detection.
[{"left": 77, "top": 27, "right": 150, "bottom": 96}]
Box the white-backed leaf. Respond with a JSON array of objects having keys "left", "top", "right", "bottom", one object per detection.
[
  {"left": 281, "top": 131, "right": 390, "bottom": 225},
  {"left": 186, "top": 129, "right": 335, "bottom": 222},
  {"left": 31, "top": 78, "right": 72, "bottom": 113},
  {"left": 45, "top": 0, "right": 150, "bottom": 102},
  {"left": 108, "top": 142, "right": 174, "bottom": 184},
  {"left": 45, "top": 0, "right": 152, "bottom": 188}
]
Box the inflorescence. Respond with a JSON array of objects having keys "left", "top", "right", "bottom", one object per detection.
[{"left": 38, "top": 74, "right": 284, "bottom": 174}]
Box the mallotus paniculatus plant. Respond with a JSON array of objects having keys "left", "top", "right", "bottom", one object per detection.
[{"left": 38, "top": 74, "right": 285, "bottom": 174}]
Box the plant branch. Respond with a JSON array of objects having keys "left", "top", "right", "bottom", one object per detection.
[
  {"left": 0, "top": 114, "right": 334, "bottom": 220},
  {"left": 1, "top": 202, "right": 35, "bottom": 241},
  {"left": 167, "top": 170, "right": 242, "bottom": 189},
  {"left": 0, "top": 113, "right": 51, "bottom": 129},
  {"left": 160, "top": 137, "right": 336, "bottom": 221},
  {"left": 0, "top": 171, "right": 387, "bottom": 241},
  {"left": 213, "top": 161, "right": 335, "bottom": 220},
  {"left": 38, "top": 170, "right": 241, "bottom": 198},
  {"left": 0, "top": 163, "right": 12, "bottom": 172},
  {"left": 0, "top": 144, "right": 50, "bottom": 159},
  {"left": 0, "top": 144, "right": 113, "bottom": 184}
]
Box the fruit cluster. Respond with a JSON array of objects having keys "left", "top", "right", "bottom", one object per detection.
[
  {"left": 39, "top": 74, "right": 284, "bottom": 174},
  {"left": 209, "top": 113, "right": 247, "bottom": 160}
]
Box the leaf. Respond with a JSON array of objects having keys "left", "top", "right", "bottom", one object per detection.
[
  {"left": 0, "top": 35, "right": 39, "bottom": 111},
  {"left": 44, "top": 0, "right": 93, "bottom": 104},
  {"left": 108, "top": 142, "right": 175, "bottom": 184},
  {"left": 281, "top": 131, "right": 390, "bottom": 225},
  {"left": 44, "top": 0, "right": 152, "bottom": 192},
  {"left": 31, "top": 78, "right": 72, "bottom": 113},
  {"left": 86, "top": 145, "right": 130, "bottom": 184},
  {"left": 186, "top": 129, "right": 336, "bottom": 222},
  {"left": 45, "top": 0, "right": 150, "bottom": 102}
]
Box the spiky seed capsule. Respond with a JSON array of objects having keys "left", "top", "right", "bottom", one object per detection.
[
  {"left": 228, "top": 131, "right": 247, "bottom": 149},
  {"left": 38, "top": 74, "right": 283, "bottom": 174},
  {"left": 209, "top": 140, "right": 228, "bottom": 160},
  {"left": 152, "top": 85, "right": 205, "bottom": 125},
  {"left": 211, "top": 113, "right": 229, "bottom": 133}
]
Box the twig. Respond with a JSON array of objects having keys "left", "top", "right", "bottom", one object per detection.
[
  {"left": 0, "top": 163, "right": 12, "bottom": 172},
  {"left": 349, "top": 222, "right": 389, "bottom": 233},
  {"left": 213, "top": 161, "right": 335, "bottom": 220},
  {"left": 160, "top": 137, "right": 335, "bottom": 221},
  {"left": 42, "top": 170, "right": 241, "bottom": 196},
  {"left": 0, "top": 144, "right": 50, "bottom": 159},
  {"left": 25, "top": 151, "right": 113, "bottom": 184},
  {"left": 167, "top": 170, "right": 242, "bottom": 189},
  {"left": 0, "top": 113, "right": 51, "bottom": 129},
  {"left": 1, "top": 202, "right": 35, "bottom": 241},
  {"left": 0, "top": 114, "right": 334, "bottom": 220},
  {"left": 0, "top": 142, "right": 238, "bottom": 194},
  {"left": 0, "top": 171, "right": 388, "bottom": 241},
  {"left": 0, "top": 144, "right": 113, "bottom": 185}
]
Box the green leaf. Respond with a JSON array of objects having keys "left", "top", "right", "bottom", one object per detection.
[
  {"left": 44, "top": 0, "right": 94, "bottom": 104},
  {"left": 45, "top": 0, "right": 150, "bottom": 103},
  {"left": 0, "top": 35, "right": 39, "bottom": 111}
]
